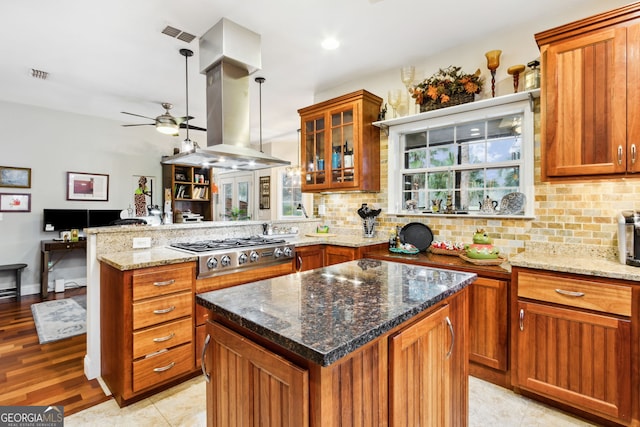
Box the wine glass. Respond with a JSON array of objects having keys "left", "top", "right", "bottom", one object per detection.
[
  {"left": 388, "top": 89, "right": 402, "bottom": 118},
  {"left": 400, "top": 66, "right": 415, "bottom": 114},
  {"left": 400, "top": 66, "right": 415, "bottom": 88}
]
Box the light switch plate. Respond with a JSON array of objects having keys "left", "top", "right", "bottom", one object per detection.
[{"left": 133, "top": 237, "right": 151, "bottom": 249}]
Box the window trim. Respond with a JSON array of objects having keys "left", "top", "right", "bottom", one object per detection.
[{"left": 384, "top": 92, "right": 537, "bottom": 218}]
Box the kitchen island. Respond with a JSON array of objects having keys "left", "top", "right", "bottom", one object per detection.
[{"left": 197, "top": 259, "right": 476, "bottom": 426}]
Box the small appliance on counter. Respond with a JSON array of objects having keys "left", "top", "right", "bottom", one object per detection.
[{"left": 618, "top": 210, "right": 640, "bottom": 266}]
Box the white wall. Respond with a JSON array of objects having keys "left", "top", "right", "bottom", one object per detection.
[{"left": 0, "top": 100, "right": 178, "bottom": 294}]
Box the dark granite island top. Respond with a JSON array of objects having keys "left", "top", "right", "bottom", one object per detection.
[{"left": 196, "top": 258, "right": 477, "bottom": 367}]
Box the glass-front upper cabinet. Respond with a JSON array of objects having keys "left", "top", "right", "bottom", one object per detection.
[{"left": 299, "top": 90, "right": 382, "bottom": 192}]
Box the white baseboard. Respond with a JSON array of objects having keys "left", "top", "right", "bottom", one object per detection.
[{"left": 17, "top": 277, "right": 87, "bottom": 296}]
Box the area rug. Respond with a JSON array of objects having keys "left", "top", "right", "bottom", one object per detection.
[{"left": 31, "top": 297, "right": 87, "bottom": 344}]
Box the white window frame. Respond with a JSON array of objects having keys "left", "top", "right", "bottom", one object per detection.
[
  {"left": 277, "top": 169, "right": 305, "bottom": 219},
  {"left": 385, "top": 92, "right": 536, "bottom": 218}
]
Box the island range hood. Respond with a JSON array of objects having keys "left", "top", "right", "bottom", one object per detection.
[{"left": 162, "top": 18, "right": 290, "bottom": 170}]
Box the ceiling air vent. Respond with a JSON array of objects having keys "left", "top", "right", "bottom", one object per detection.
[
  {"left": 31, "top": 69, "right": 48, "bottom": 79},
  {"left": 162, "top": 25, "right": 196, "bottom": 43}
]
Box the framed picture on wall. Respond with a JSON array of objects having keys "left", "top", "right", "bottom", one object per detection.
[
  {"left": 67, "top": 172, "right": 109, "bottom": 201},
  {"left": 0, "top": 166, "right": 31, "bottom": 188},
  {"left": 0, "top": 193, "right": 31, "bottom": 212}
]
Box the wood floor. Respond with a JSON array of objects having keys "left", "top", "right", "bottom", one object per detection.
[{"left": 0, "top": 288, "right": 110, "bottom": 416}]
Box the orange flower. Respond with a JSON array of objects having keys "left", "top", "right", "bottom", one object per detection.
[
  {"left": 464, "top": 82, "right": 479, "bottom": 94},
  {"left": 427, "top": 85, "right": 439, "bottom": 100},
  {"left": 440, "top": 94, "right": 450, "bottom": 103}
]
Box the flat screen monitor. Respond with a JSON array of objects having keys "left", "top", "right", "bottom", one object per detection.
[
  {"left": 43, "top": 209, "right": 89, "bottom": 232},
  {"left": 88, "top": 209, "right": 122, "bottom": 227}
]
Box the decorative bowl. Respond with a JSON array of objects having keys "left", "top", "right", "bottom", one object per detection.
[{"left": 464, "top": 243, "right": 500, "bottom": 259}]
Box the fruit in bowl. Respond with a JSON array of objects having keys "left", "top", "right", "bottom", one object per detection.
[{"left": 465, "top": 229, "right": 500, "bottom": 259}]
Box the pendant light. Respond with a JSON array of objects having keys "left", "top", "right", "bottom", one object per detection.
[
  {"left": 255, "top": 76, "right": 266, "bottom": 153},
  {"left": 180, "top": 48, "right": 194, "bottom": 152}
]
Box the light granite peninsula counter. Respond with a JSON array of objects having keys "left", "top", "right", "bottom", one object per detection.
[
  {"left": 83, "top": 218, "right": 387, "bottom": 383},
  {"left": 197, "top": 259, "right": 476, "bottom": 426}
]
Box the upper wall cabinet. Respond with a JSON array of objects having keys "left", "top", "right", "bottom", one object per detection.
[
  {"left": 298, "top": 89, "right": 382, "bottom": 193},
  {"left": 536, "top": 3, "right": 640, "bottom": 180}
]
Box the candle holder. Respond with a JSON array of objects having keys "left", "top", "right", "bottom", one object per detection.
[
  {"left": 485, "top": 50, "right": 502, "bottom": 97},
  {"left": 507, "top": 64, "right": 526, "bottom": 93}
]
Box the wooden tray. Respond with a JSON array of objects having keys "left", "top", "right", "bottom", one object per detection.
[
  {"left": 429, "top": 247, "right": 464, "bottom": 256},
  {"left": 458, "top": 253, "right": 507, "bottom": 265},
  {"left": 305, "top": 233, "right": 337, "bottom": 237}
]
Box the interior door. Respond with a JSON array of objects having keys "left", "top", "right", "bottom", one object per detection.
[{"left": 217, "top": 172, "right": 254, "bottom": 220}]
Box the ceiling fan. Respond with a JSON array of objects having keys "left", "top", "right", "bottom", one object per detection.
[{"left": 120, "top": 53, "right": 206, "bottom": 136}]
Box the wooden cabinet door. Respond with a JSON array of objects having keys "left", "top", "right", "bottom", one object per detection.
[
  {"left": 389, "top": 304, "right": 452, "bottom": 427},
  {"left": 205, "top": 321, "right": 309, "bottom": 427},
  {"left": 295, "top": 245, "right": 324, "bottom": 272},
  {"left": 469, "top": 277, "right": 507, "bottom": 371},
  {"left": 541, "top": 26, "right": 627, "bottom": 178},
  {"left": 324, "top": 246, "right": 356, "bottom": 266},
  {"left": 515, "top": 301, "right": 631, "bottom": 421}
]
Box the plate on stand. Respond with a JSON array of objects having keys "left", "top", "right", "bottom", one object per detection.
[{"left": 499, "top": 192, "right": 526, "bottom": 215}]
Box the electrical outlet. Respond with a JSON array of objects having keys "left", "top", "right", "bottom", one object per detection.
[{"left": 133, "top": 237, "right": 151, "bottom": 249}]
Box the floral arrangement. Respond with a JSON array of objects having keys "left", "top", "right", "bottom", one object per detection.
[{"left": 411, "top": 66, "right": 484, "bottom": 107}]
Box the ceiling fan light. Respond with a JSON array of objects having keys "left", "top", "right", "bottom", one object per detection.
[{"left": 156, "top": 120, "right": 178, "bottom": 134}]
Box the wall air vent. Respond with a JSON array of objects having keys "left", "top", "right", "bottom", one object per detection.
[{"left": 161, "top": 25, "right": 196, "bottom": 43}]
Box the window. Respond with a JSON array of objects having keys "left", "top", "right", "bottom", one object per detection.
[
  {"left": 387, "top": 95, "right": 535, "bottom": 217},
  {"left": 279, "top": 170, "right": 304, "bottom": 218}
]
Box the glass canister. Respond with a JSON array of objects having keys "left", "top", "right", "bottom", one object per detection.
[{"left": 525, "top": 60, "right": 540, "bottom": 90}]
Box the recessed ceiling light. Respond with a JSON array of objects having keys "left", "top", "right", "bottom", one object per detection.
[{"left": 321, "top": 37, "right": 340, "bottom": 50}]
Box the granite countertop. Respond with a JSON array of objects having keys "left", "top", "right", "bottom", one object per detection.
[
  {"left": 98, "top": 247, "right": 196, "bottom": 271},
  {"left": 98, "top": 235, "right": 388, "bottom": 270},
  {"left": 510, "top": 251, "right": 640, "bottom": 282},
  {"left": 196, "top": 259, "right": 476, "bottom": 366}
]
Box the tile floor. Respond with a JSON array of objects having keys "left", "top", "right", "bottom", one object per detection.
[{"left": 65, "top": 376, "right": 600, "bottom": 426}]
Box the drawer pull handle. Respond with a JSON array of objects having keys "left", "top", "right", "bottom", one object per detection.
[
  {"left": 153, "top": 306, "right": 176, "bottom": 315},
  {"left": 153, "top": 361, "right": 175, "bottom": 373},
  {"left": 519, "top": 309, "right": 524, "bottom": 331},
  {"left": 153, "top": 279, "right": 175, "bottom": 287},
  {"left": 202, "top": 334, "right": 211, "bottom": 383},
  {"left": 632, "top": 144, "right": 637, "bottom": 164},
  {"left": 153, "top": 332, "right": 175, "bottom": 343},
  {"left": 554, "top": 289, "right": 585, "bottom": 297},
  {"left": 445, "top": 316, "right": 454, "bottom": 359}
]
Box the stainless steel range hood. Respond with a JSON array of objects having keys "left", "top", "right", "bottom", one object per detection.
[{"left": 162, "top": 18, "right": 290, "bottom": 170}]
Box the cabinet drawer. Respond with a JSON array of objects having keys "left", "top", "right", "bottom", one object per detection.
[
  {"left": 132, "top": 343, "right": 193, "bottom": 393},
  {"left": 132, "top": 264, "right": 193, "bottom": 301},
  {"left": 133, "top": 291, "right": 192, "bottom": 329},
  {"left": 133, "top": 317, "right": 193, "bottom": 359},
  {"left": 517, "top": 271, "right": 631, "bottom": 316}
]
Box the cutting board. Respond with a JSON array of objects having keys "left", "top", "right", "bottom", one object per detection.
[{"left": 305, "top": 233, "right": 337, "bottom": 237}]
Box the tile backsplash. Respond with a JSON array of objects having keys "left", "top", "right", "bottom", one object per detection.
[{"left": 312, "top": 108, "right": 639, "bottom": 258}]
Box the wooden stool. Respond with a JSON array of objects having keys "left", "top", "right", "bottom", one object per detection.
[{"left": 0, "top": 263, "right": 27, "bottom": 300}]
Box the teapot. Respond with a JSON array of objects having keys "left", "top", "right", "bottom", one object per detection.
[{"left": 479, "top": 196, "right": 498, "bottom": 213}]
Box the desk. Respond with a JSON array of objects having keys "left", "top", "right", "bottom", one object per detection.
[{"left": 41, "top": 240, "right": 87, "bottom": 298}]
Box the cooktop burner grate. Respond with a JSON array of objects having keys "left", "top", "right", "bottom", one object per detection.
[{"left": 170, "top": 236, "right": 286, "bottom": 253}]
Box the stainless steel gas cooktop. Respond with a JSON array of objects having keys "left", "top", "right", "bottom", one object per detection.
[{"left": 169, "top": 236, "right": 295, "bottom": 279}]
